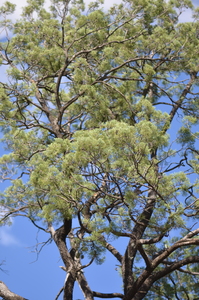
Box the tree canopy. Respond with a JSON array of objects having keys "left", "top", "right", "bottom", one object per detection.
[{"left": 1, "top": 0, "right": 199, "bottom": 299}]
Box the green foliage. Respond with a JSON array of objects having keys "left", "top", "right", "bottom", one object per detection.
[{"left": 0, "top": 1, "right": 16, "bottom": 14}]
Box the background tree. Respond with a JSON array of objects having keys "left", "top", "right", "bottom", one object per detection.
[{"left": 1, "top": 0, "right": 199, "bottom": 299}]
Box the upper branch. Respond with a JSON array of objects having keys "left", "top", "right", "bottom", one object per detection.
[{"left": 169, "top": 72, "right": 198, "bottom": 126}]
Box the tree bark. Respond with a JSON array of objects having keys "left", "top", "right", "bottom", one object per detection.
[
  {"left": 51, "top": 219, "right": 77, "bottom": 300},
  {"left": 76, "top": 271, "right": 94, "bottom": 300},
  {"left": 122, "top": 188, "right": 157, "bottom": 295}
]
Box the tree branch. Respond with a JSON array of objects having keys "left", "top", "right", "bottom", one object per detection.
[
  {"left": 93, "top": 291, "right": 124, "bottom": 298},
  {"left": 0, "top": 281, "right": 28, "bottom": 300},
  {"left": 169, "top": 72, "right": 198, "bottom": 126}
]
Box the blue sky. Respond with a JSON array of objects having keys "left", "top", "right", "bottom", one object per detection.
[
  {"left": 0, "top": 0, "right": 199, "bottom": 300},
  {"left": 0, "top": 217, "right": 125, "bottom": 299}
]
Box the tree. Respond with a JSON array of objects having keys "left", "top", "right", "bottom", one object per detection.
[{"left": 1, "top": 0, "right": 199, "bottom": 299}]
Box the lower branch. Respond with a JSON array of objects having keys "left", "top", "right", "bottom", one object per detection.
[
  {"left": 0, "top": 281, "right": 28, "bottom": 300},
  {"left": 125, "top": 256, "right": 199, "bottom": 300},
  {"left": 152, "top": 255, "right": 199, "bottom": 281},
  {"left": 93, "top": 291, "right": 124, "bottom": 298}
]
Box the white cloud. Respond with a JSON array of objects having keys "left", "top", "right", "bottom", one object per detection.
[
  {"left": 2, "top": 0, "right": 122, "bottom": 20},
  {"left": 1, "top": 0, "right": 26, "bottom": 21},
  {"left": 98, "top": 0, "right": 122, "bottom": 9},
  {"left": 0, "top": 226, "right": 22, "bottom": 246},
  {"left": 178, "top": 8, "right": 194, "bottom": 23},
  {"left": 5, "top": 0, "right": 197, "bottom": 23}
]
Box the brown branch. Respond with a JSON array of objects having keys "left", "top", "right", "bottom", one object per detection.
[
  {"left": 138, "top": 244, "right": 152, "bottom": 269},
  {"left": 53, "top": 219, "right": 73, "bottom": 267},
  {"left": 55, "top": 63, "right": 69, "bottom": 111},
  {"left": 29, "top": 218, "right": 49, "bottom": 232},
  {"left": 78, "top": 211, "right": 123, "bottom": 263},
  {"left": 179, "top": 227, "right": 199, "bottom": 240},
  {"left": 0, "top": 204, "right": 39, "bottom": 223},
  {"left": 66, "top": 16, "right": 145, "bottom": 57},
  {"left": 169, "top": 72, "right": 198, "bottom": 126},
  {"left": 51, "top": 220, "right": 77, "bottom": 300},
  {"left": 76, "top": 272, "right": 94, "bottom": 300},
  {"left": 124, "top": 236, "right": 199, "bottom": 300},
  {"left": 63, "top": 273, "right": 76, "bottom": 300},
  {"left": 0, "top": 281, "right": 28, "bottom": 300},
  {"left": 124, "top": 255, "right": 199, "bottom": 300},
  {"left": 162, "top": 261, "right": 199, "bottom": 276},
  {"left": 139, "top": 232, "right": 166, "bottom": 245},
  {"left": 60, "top": 91, "right": 85, "bottom": 115},
  {"left": 152, "top": 256, "right": 199, "bottom": 282},
  {"left": 104, "top": 241, "right": 123, "bottom": 263},
  {"left": 178, "top": 267, "right": 199, "bottom": 276},
  {"left": 80, "top": 256, "right": 95, "bottom": 270},
  {"left": 54, "top": 287, "right": 64, "bottom": 300},
  {"left": 122, "top": 186, "right": 157, "bottom": 293},
  {"left": 93, "top": 291, "right": 124, "bottom": 298}
]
